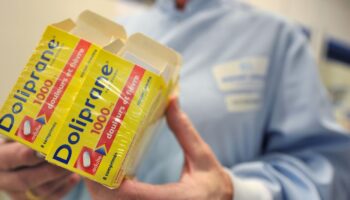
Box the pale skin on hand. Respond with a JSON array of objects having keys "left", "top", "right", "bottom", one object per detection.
[
  {"left": 0, "top": 139, "right": 80, "bottom": 200},
  {"left": 85, "top": 98, "right": 234, "bottom": 200}
]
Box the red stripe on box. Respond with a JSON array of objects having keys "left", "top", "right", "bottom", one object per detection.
[
  {"left": 37, "top": 39, "right": 91, "bottom": 122},
  {"left": 96, "top": 65, "right": 145, "bottom": 154}
]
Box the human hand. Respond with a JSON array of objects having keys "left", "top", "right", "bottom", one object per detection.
[
  {"left": 0, "top": 139, "right": 80, "bottom": 200},
  {"left": 85, "top": 98, "right": 233, "bottom": 200}
]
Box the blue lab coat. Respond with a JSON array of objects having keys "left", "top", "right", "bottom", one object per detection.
[{"left": 66, "top": 0, "right": 350, "bottom": 199}]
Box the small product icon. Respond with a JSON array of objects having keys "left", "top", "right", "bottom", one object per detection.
[
  {"left": 74, "top": 147, "right": 103, "bottom": 175},
  {"left": 16, "top": 116, "right": 43, "bottom": 143}
]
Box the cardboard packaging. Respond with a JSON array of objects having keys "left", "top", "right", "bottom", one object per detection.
[{"left": 0, "top": 10, "right": 181, "bottom": 188}]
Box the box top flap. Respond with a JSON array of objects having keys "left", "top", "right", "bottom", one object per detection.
[
  {"left": 53, "top": 10, "right": 127, "bottom": 47},
  {"left": 52, "top": 19, "right": 76, "bottom": 32},
  {"left": 51, "top": 11, "right": 181, "bottom": 83},
  {"left": 103, "top": 39, "right": 125, "bottom": 55},
  {"left": 118, "top": 33, "right": 181, "bottom": 83}
]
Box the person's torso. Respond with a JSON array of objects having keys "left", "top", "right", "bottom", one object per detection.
[{"left": 121, "top": 0, "right": 290, "bottom": 184}]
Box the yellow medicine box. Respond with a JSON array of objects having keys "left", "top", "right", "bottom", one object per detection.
[{"left": 0, "top": 10, "right": 181, "bottom": 188}]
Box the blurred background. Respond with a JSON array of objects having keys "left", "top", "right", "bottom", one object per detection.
[{"left": 0, "top": 0, "right": 349, "bottom": 198}]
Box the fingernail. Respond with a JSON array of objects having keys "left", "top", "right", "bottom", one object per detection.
[
  {"left": 0, "top": 135, "right": 11, "bottom": 143},
  {"left": 35, "top": 151, "right": 45, "bottom": 159}
]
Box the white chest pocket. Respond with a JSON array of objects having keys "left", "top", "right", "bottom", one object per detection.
[{"left": 212, "top": 57, "right": 268, "bottom": 113}]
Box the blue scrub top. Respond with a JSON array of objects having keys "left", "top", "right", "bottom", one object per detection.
[{"left": 66, "top": 0, "right": 350, "bottom": 199}]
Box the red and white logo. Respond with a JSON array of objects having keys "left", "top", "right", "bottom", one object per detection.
[
  {"left": 74, "top": 147, "right": 103, "bottom": 175},
  {"left": 16, "top": 116, "right": 42, "bottom": 143}
]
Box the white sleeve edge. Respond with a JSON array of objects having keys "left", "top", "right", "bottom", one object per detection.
[{"left": 224, "top": 168, "right": 273, "bottom": 200}]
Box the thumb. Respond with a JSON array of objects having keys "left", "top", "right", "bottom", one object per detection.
[{"left": 166, "top": 98, "right": 215, "bottom": 166}]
